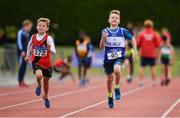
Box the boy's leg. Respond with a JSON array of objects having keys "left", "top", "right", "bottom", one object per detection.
[
  {"left": 161, "top": 65, "right": 166, "bottom": 86},
  {"left": 107, "top": 74, "right": 114, "bottom": 108},
  {"left": 18, "top": 57, "right": 28, "bottom": 87},
  {"left": 130, "top": 61, "right": 134, "bottom": 77},
  {"left": 104, "top": 62, "right": 114, "bottom": 108},
  {"left": 114, "top": 64, "right": 121, "bottom": 86},
  {"left": 165, "top": 65, "right": 170, "bottom": 85},
  {"left": 78, "top": 66, "right": 81, "bottom": 79},
  {"left": 139, "top": 57, "right": 146, "bottom": 86},
  {"left": 114, "top": 64, "right": 121, "bottom": 100},
  {"left": 78, "top": 59, "right": 82, "bottom": 79},
  {"left": 35, "top": 69, "right": 43, "bottom": 87},
  {"left": 43, "top": 77, "right": 50, "bottom": 108},
  {"left": 79, "top": 60, "right": 87, "bottom": 86},
  {"left": 150, "top": 66, "right": 157, "bottom": 86},
  {"left": 83, "top": 66, "right": 87, "bottom": 82},
  {"left": 42, "top": 67, "right": 52, "bottom": 108},
  {"left": 107, "top": 74, "right": 114, "bottom": 95},
  {"left": 43, "top": 77, "right": 50, "bottom": 99},
  {"left": 35, "top": 69, "right": 43, "bottom": 96}
]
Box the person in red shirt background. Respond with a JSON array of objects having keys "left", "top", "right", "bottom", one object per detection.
[
  {"left": 53, "top": 56, "right": 76, "bottom": 82},
  {"left": 137, "top": 19, "right": 161, "bottom": 86}
]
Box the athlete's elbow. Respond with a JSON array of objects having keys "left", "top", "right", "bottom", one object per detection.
[{"left": 52, "top": 50, "right": 56, "bottom": 55}]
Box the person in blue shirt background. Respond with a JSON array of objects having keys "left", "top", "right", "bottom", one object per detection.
[
  {"left": 16, "top": 19, "right": 33, "bottom": 87},
  {"left": 99, "top": 10, "right": 137, "bottom": 109}
]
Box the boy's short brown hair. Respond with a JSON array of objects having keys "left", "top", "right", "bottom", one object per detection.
[
  {"left": 144, "top": 19, "right": 154, "bottom": 28},
  {"left": 37, "top": 18, "right": 50, "bottom": 27},
  {"left": 22, "top": 19, "right": 32, "bottom": 26},
  {"left": 110, "top": 10, "right": 120, "bottom": 16}
]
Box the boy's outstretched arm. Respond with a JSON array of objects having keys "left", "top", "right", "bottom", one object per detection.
[{"left": 130, "top": 37, "right": 137, "bottom": 63}]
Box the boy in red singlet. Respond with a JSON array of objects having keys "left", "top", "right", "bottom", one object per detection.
[{"left": 25, "top": 18, "right": 56, "bottom": 108}]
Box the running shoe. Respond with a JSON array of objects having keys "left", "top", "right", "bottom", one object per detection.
[
  {"left": 114, "top": 88, "right": 121, "bottom": 100},
  {"left": 35, "top": 86, "right": 41, "bottom": 96},
  {"left": 44, "top": 98, "right": 50, "bottom": 108},
  {"left": 108, "top": 96, "right": 114, "bottom": 109}
]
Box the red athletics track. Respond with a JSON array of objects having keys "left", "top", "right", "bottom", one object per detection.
[{"left": 0, "top": 76, "right": 179, "bottom": 117}]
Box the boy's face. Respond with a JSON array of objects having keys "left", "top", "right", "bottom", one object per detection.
[
  {"left": 108, "top": 13, "right": 120, "bottom": 27},
  {"left": 37, "top": 21, "right": 49, "bottom": 34}
]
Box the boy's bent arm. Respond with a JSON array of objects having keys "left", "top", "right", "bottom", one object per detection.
[
  {"left": 47, "top": 36, "right": 56, "bottom": 55},
  {"left": 99, "top": 37, "right": 105, "bottom": 48},
  {"left": 99, "top": 31, "right": 108, "bottom": 48}
]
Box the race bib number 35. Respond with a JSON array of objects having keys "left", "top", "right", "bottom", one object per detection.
[
  {"left": 107, "top": 51, "right": 122, "bottom": 60},
  {"left": 33, "top": 47, "right": 47, "bottom": 57}
]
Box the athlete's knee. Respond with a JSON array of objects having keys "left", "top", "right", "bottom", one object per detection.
[
  {"left": 114, "top": 64, "right": 121, "bottom": 73},
  {"left": 35, "top": 70, "right": 43, "bottom": 79},
  {"left": 36, "top": 74, "right": 43, "bottom": 79},
  {"left": 107, "top": 75, "right": 113, "bottom": 82}
]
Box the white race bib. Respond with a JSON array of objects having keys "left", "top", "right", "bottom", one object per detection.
[
  {"left": 33, "top": 48, "right": 47, "bottom": 57},
  {"left": 107, "top": 51, "right": 122, "bottom": 60},
  {"left": 161, "top": 48, "right": 171, "bottom": 55}
]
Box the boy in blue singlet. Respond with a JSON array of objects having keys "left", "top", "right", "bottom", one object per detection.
[{"left": 99, "top": 10, "right": 137, "bottom": 108}]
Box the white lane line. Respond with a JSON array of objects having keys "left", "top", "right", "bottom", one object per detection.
[
  {"left": 0, "top": 89, "right": 34, "bottom": 97},
  {"left": 0, "top": 81, "right": 65, "bottom": 97},
  {"left": 0, "top": 93, "right": 8, "bottom": 96},
  {"left": 161, "top": 98, "right": 180, "bottom": 118},
  {"left": 0, "top": 79, "right": 105, "bottom": 97},
  {"left": 0, "top": 84, "right": 104, "bottom": 110},
  {"left": 60, "top": 83, "right": 153, "bottom": 118}
]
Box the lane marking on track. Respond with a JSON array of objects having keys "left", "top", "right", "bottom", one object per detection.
[
  {"left": 0, "top": 81, "right": 70, "bottom": 97},
  {"left": 0, "top": 84, "right": 105, "bottom": 110},
  {"left": 60, "top": 82, "right": 154, "bottom": 118},
  {"left": 161, "top": 98, "right": 180, "bottom": 118},
  {"left": 0, "top": 93, "right": 8, "bottom": 96},
  {"left": 0, "top": 79, "right": 105, "bottom": 97},
  {"left": 0, "top": 89, "right": 34, "bottom": 97}
]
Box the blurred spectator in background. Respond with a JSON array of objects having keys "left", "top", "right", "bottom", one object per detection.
[
  {"left": 159, "top": 35, "right": 175, "bottom": 86},
  {"left": 75, "top": 32, "right": 89, "bottom": 86},
  {"left": 16, "top": 19, "right": 33, "bottom": 87},
  {"left": 161, "top": 27, "right": 172, "bottom": 42},
  {"left": 84, "top": 35, "right": 94, "bottom": 83},
  {"left": 137, "top": 19, "right": 161, "bottom": 86},
  {"left": 0, "top": 28, "right": 7, "bottom": 45},
  {"left": 53, "top": 55, "right": 76, "bottom": 82}
]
